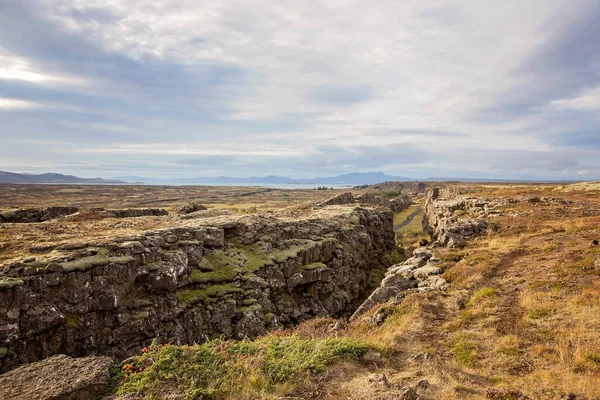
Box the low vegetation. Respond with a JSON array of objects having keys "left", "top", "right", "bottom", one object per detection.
[{"left": 114, "top": 335, "right": 368, "bottom": 400}]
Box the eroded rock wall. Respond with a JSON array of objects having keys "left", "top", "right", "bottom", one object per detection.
[
  {"left": 423, "top": 187, "right": 488, "bottom": 248},
  {"left": 0, "top": 206, "right": 393, "bottom": 372}
]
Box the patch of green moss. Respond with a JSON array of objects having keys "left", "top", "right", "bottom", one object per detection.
[
  {"left": 64, "top": 313, "right": 84, "bottom": 328},
  {"left": 264, "top": 313, "right": 275, "bottom": 325},
  {"left": 177, "top": 284, "right": 241, "bottom": 307},
  {"left": 60, "top": 249, "right": 134, "bottom": 272},
  {"left": 273, "top": 240, "right": 318, "bottom": 263},
  {"left": 0, "top": 278, "right": 24, "bottom": 290},
  {"left": 189, "top": 267, "right": 240, "bottom": 284},
  {"left": 242, "top": 298, "right": 258, "bottom": 306},
  {"left": 236, "top": 303, "right": 262, "bottom": 313},
  {"left": 303, "top": 262, "right": 327, "bottom": 270},
  {"left": 128, "top": 297, "right": 153, "bottom": 309}
]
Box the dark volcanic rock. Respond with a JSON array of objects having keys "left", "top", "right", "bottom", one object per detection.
[
  {"left": 105, "top": 208, "right": 168, "bottom": 218},
  {"left": 0, "top": 207, "right": 79, "bottom": 223}
]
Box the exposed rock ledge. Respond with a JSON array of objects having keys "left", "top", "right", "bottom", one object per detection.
[
  {"left": 351, "top": 187, "right": 495, "bottom": 320},
  {"left": 0, "top": 206, "right": 393, "bottom": 372},
  {"left": 423, "top": 187, "right": 489, "bottom": 248}
]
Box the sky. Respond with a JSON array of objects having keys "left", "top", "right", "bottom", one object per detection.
[{"left": 0, "top": 0, "right": 599, "bottom": 180}]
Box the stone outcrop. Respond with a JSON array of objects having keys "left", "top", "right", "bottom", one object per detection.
[
  {"left": 350, "top": 248, "right": 448, "bottom": 320},
  {"left": 0, "top": 354, "right": 113, "bottom": 400},
  {"left": 178, "top": 200, "right": 207, "bottom": 215},
  {"left": 0, "top": 207, "right": 79, "bottom": 223},
  {"left": 104, "top": 208, "right": 168, "bottom": 218},
  {"left": 423, "top": 188, "right": 488, "bottom": 248},
  {"left": 181, "top": 209, "right": 236, "bottom": 220},
  {"left": 351, "top": 186, "right": 495, "bottom": 320},
  {"left": 318, "top": 192, "right": 411, "bottom": 213},
  {"left": 0, "top": 206, "right": 394, "bottom": 372},
  {"left": 317, "top": 192, "right": 355, "bottom": 207}
]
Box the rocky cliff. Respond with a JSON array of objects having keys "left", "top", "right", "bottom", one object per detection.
[
  {"left": 423, "top": 187, "right": 488, "bottom": 248},
  {"left": 0, "top": 206, "right": 394, "bottom": 372},
  {"left": 351, "top": 186, "right": 494, "bottom": 320}
]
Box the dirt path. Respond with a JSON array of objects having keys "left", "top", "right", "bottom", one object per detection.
[{"left": 393, "top": 206, "right": 422, "bottom": 232}]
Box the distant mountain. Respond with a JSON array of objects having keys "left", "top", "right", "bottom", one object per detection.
[
  {"left": 291, "top": 172, "right": 411, "bottom": 185},
  {"left": 117, "top": 172, "right": 412, "bottom": 185},
  {"left": 0, "top": 171, "right": 126, "bottom": 184}
]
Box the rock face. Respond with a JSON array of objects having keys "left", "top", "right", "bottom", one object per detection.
[
  {"left": 317, "top": 192, "right": 355, "bottom": 207},
  {"left": 350, "top": 249, "right": 448, "bottom": 320},
  {"left": 0, "top": 206, "right": 394, "bottom": 372},
  {"left": 423, "top": 188, "right": 488, "bottom": 248},
  {"left": 177, "top": 200, "right": 207, "bottom": 215},
  {"left": 318, "top": 192, "right": 411, "bottom": 213},
  {"left": 0, "top": 354, "right": 113, "bottom": 400},
  {"left": 0, "top": 207, "right": 79, "bottom": 223},
  {"left": 104, "top": 208, "right": 168, "bottom": 218}
]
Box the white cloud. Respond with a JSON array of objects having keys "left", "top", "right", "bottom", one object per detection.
[
  {"left": 0, "top": 98, "right": 41, "bottom": 110},
  {"left": 0, "top": 49, "right": 88, "bottom": 86},
  {"left": 1, "top": 0, "right": 598, "bottom": 178}
]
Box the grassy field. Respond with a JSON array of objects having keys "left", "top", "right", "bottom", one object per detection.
[{"left": 393, "top": 203, "right": 423, "bottom": 234}]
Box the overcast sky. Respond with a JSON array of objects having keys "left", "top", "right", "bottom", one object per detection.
[{"left": 1, "top": 0, "right": 599, "bottom": 180}]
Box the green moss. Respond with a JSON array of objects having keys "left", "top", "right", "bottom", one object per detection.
[
  {"left": 133, "top": 310, "right": 150, "bottom": 320},
  {"left": 193, "top": 244, "right": 273, "bottom": 285},
  {"left": 0, "top": 278, "right": 24, "bottom": 290},
  {"left": 242, "top": 298, "right": 258, "bottom": 306},
  {"left": 60, "top": 249, "right": 134, "bottom": 272},
  {"left": 264, "top": 313, "right": 275, "bottom": 325},
  {"left": 177, "top": 284, "right": 241, "bottom": 307},
  {"left": 116, "top": 335, "right": 368, "bottom": 399},
  {"left": 127, "top": 297, "right": 153, "bottom": 309},
  {"left": 64, "top": 313, "right": 84, "bottom": 328},
  {"left": 303, "top": 262, "right": 327, "bottom": 270},
  {"left": 190, "top": 267, "right": 240, "bottom": 284},
  {"left": 236, "top": 303, "right": 262, "bottom": 313},
  {"left": 273, "top": 240, "right": 318, "bottom": 263},
  {"left": 0, "top": 347, "right": 7, "bottom": 358}
]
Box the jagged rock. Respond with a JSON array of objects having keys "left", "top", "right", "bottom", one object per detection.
[
  {"left": 362, "top": 350, "right": 385, "bottom": 365},
  {"left": 178, "top": 200, "right": 207, "bottom": 215},
  {"left": 317, "top": 192, "right": 355, "bottom": 207},
  {"left": 105, "top": 208, "right": 168, "bottom": 218},
  {"left": 413, "top": 265, "right": 442, "bottom": 280},
  {"left": 399, "top": 386, "right": 419, "bottom": 400},
  {"left": 0, "top": 354, "right": 113, "bottom": 400},
  {"left": 0, "top": 206, "right": 394, "bottom": 372},
  {"left": 318, "top": 192, "right": 411, "bottom": 214},
  {"left": 235, "top": 310, "right": 266, "bottom": 340},
  {"left": 423, "top": 188, "right": 491, "bottom": 248},
  {"left": 417, "top": 379, "right": 430, "bottom": 389},
  {"left": 389, "top": 194, "right": 412, "bottom": 213},
  {"left": 350, "top": 248, "right": 445, "bottom": 320},
  {"left": 368, "top": 373, "right": 391, "bottom": 388},
  {"left": 0, "top": 207, "right": 79, "bottom": 223},
  {"left": 181, "top": 209, "right": 236, "bottom": 219}
]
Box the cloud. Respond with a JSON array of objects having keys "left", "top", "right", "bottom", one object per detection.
[
  {"left": 0, "top": 0, "right": 598, "bottom": 180},
  {"left": 0, "top": 97, "right": 41, "bottom": 110}
]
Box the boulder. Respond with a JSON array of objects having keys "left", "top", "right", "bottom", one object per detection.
[
  {"left": 0, "top": 354, "right": 113, "bottom": 400},
  {"left": 178, "top": 200, "right": 207, "bottom": 215}
]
